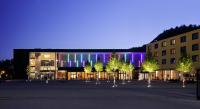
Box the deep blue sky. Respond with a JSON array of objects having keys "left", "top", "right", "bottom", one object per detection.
[{"left": 0, "top": 0, "right": 200, "bottom": 60}]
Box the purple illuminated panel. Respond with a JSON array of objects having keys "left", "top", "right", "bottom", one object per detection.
[
  {"left": 69, "top": 61, "right": 72, "bottom": 67},
  {"left": 57, "top": 52, "right": 145, "bottom": 68},
  {"left": 83, "top": 60, "right": 85, "bottom": 67},
  {"left": 103, "top": 54, "right": 106, "bottom": 63},
  {"left": 132, "top": 54, "right": 134, "bottom": 62}
]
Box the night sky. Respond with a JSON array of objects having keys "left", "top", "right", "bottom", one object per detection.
[{"left": 0, "top": 0, "right": 200, "bottom": 60}]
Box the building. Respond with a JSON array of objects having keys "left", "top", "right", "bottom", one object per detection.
[
  {"left": 146, "top": 29, "right": 200, "bottom": 80},
  {"left": 13, "top": 49, "right": 145, "bottom": 80}
]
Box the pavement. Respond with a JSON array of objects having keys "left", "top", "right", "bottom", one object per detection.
[{"left": 0, "top": 80, "right": 199, "bottom": 109}]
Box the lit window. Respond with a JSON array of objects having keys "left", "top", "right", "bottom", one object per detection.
[
  {"left": 30, "top": 53, "right": 35, "bottom": 59},
  {"left": 170, "top": 48, "right": 176, "bottom": 54},
  {"left": 162, "top": 41, "right": 167, "bottom": 47},
  {"left": 154, "top": 52, "right": 158, "bottom": 57},
  {"left": 44, "top": 54, "right": 50, "bottom": 58},
  {"left": 29, "top": 59, "right": 35, "bottom": 66},
  {"left": 170, "top": 39, "right": 176, "bottom": 45}
]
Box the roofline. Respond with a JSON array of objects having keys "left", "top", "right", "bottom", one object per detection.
[
  {"left": 150, "top": 28, "right": 200, "bottom": 43},
  {"left": 13, "top": 48, "right": 145, "bottom": 53}
]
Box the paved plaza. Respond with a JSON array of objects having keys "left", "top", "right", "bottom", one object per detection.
[{"left": 0, "top": 80, "right": 199, "bottom": 109}]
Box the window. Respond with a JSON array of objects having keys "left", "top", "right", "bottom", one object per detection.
[
  {"left": 41, "top": 60, "right": 54, "bottom": 66},
  {"left": 30, "top": 53, "right": 35, "bottom": 59},
  {"left": 180, "top": 36, "right": 186, "bottom": 43},
  {"left": 170, "top": 58, "right": 176, "bottom": 64},
  {"left": 170, "top": 48, "right": 176, "bottom": 54},
  {"left": 162, "top": 41, "right": 167, "bottom": 47},
  {"left": 29, "top": 59, "right": 36, "bottom": 66},
  {"left": 154, "top": 52, "right": 158, "bottom": 57},
  {"left": 192, "top": 44, "right": 199, "bottom": 51},
  {"left": 192, "top": 33, "right": 199, "bottom": 40},
  {"left": 180, "top": 46, "right": 187, "bottom": 54},
  {"left": 162, "top": 50, "right": 166, "bottom": 56},
  {"left": 170, "top": 39, "right": 176, "bottom": 45},
  {"left": 154, "top": 43, "right": 158, "bottom": 49},
  {"left": 162, "top": 59, "right": 166, "bottom": 64},
  {"left": 192, "top": 55, "right": 199, "bottom": 62}
]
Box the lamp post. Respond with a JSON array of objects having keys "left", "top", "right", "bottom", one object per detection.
[
  {"left": 45, "top": 66, "right": 49, "bottom": 84},
  {"left": 45, "top": 60, "right": 50, "bottom": 84}
]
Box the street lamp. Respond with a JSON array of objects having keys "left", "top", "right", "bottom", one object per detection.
[{"left": 45, "top": 60, "right": 51, "bottom": 84}]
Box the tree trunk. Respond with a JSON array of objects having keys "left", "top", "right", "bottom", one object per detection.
[
  {"left": 164, "top": 71, "right": 167, "bottom": 82},
  {"left": 112, "top": 72, "right": 117, "bottom": 87},
  {"left": 96, "top": 72, "right": 100, "bottom": 85},
  {"left": 46, "top": 79, "right": 48, "bottom": 84},
  {"left": 85, "top": 73, "right": 89, "bottom": 83},
  {"left": 128, "top": 72, "right": 131, "bottom": 82},
  {"left": 122, "top": 72, "right": 126, "bottom": 84},
  {"left": 147, "top": 73, "right": 151, "bottom": 87},
  {"left": 182, "top": 75, "right": 186, "bottom": 88},
  {"left": 107, "top": 73, "right": 110, "bottom": 82}
]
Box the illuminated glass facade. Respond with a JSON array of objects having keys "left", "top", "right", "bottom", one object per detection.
[
  {"left": 57, "top": 52, "right": 145, "bottom": 68},
  {"left": 14, "top": 49, "right": 145, "bottom": 80}
]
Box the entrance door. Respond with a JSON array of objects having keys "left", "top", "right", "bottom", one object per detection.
[
  {"left": 70, "top": 72, "right": 77, "bottom": 80},
  {"left": 56, "top": 71, "right": 66, "bottom": 80},
  {"left": 119, "top": 72, "right": 126, "bottom": 80}
]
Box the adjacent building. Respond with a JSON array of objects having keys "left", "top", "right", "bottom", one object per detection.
[
  {"left": 14, "top": 49, "right": 145, "bottom": 80},
  {"left": 146, "top": 29, "right": 200, "bottom": 80}
]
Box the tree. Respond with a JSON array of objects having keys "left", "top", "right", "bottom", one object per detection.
[
  {"left": 142, "top": 53, "right": 159, "bottom": 87},
  {"left": 84, "top": 64, "right": 92, "bottom": 82},
  {"left": 0, "top": 59, "right": 14, "bottom": 79},
  {"left": 127, "top": 62, "right": 135, "bottom": 82},
  {"left": 0, "top": 70, "right": 5, "bottom": 80},
  {"left": 108, "top": 53, "right": 121, "bottom": 87},
  {"left": 176, "top": 55, "right": 193, "bottom": 88},
  {"left": 94, "top": 61, "right": 103, "bottom": 85},
  {"left": 119, "top": 62, "right": 127, "bottom": 84},
  {"left": 105, "top": 64, "right": 112, "bottom": 82}
]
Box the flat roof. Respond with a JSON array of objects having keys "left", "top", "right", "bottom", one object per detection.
[{"left": 14, "top": 49, "right": 145, "bottom": 53}]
